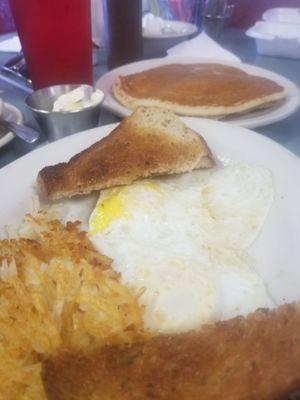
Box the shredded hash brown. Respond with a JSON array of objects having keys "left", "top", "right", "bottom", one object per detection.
[{"left": 0, "top": 212, "right": 145, "bottom": 400}]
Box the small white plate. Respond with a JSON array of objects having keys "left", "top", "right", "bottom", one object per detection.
[
  {"left": 0, "top": 100, "right": 23, "bottom": 148},
  {"left": 96, "top": 56, "right": 300, "bottom": 129},
  {"left": 143, "top": 20, "right": 198, "bottom": 39},
  {"left": 0, "top": 118, "right": 299, "bottom": 305}
]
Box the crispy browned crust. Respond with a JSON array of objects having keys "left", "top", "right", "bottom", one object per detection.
[
  {"left": 37, "top": 107, "right": 215, "bottom": 200},
  {"left": 43, "top": 302, "right": 300, "bottom": 400}
]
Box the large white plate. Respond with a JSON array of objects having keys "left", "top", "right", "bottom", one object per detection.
[
  {"left": 0, "top": 119, "right": 300, "bottom": 306},
  {"left": 96, "top": 56, "right": 300, "bottom": 129}
]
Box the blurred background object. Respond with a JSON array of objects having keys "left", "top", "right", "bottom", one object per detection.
[
  {"left": 246, "top": 7, "right": 300, "bottom": 59},
  {"left": 143, "top": 0, "right": 201, "bottom": 57},
  {"left": 148, "top": 0, "right": 202, "bottom": 24},
  {"left": 0, "top": 0, "right": 15, "bottom": 34},
  {"left": 143, "top": 0, "right": 300, "bottom": 31},
  {"left": 262, "top": 7, "right": 300, "bottom": 23},
  {"left": 201, "top": 0, "right": 234, "bottom": 38},
  {"left": 91, "top": 0, "right": 105, "bottom": 65},
  {"left": 229, "top": 0, "right": 300, "bottom": 29},
  {"left": 1, "top": 0, "right": 300, "bottom": 85},
  {"left": 144, "top": 0, "right": 234, "bottom": 39},
  {"left": 104, "top": 0, "right": 143, "bottom": 69},
  {"left": 91, "top": 0, "right": 105, "bottom": 49},
  {"left": 203, "top": 0, "right": 228, "bottom": 16}
]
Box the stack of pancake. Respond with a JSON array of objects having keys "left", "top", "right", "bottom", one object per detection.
[{"left": 113, "top": 63, "right": 286, "bottom": 118}]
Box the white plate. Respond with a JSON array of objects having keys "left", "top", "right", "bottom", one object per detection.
[
  {"left": 143, "top": 20, "right": 198, "bottom": 39},
  {"left": 0, "top": 101, "right": 23, "bottom": 148},
  {"left": 96, "top": 56, "right": 300, "bottom": 129},
  {"left": 0, "top": 119, "right": 300, "bottom": 306}
]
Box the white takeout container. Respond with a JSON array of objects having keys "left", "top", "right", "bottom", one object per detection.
[
  {"left": 263, "top": 7, "right": 300, "bottom": 24},
  {"left": 246, "top": 8, "right": 300, "bottom": 59}
]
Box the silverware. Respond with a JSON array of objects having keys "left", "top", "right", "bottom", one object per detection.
[
  {"left": 0, "top": 117, "right": 39, "bottom": 143},
  {"left": 1, "top": 52, "right": 32, "bottom": 87}
]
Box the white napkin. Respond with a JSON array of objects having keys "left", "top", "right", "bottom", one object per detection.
[
  {"left": 0, "top": 34, "right": 21, "bottom": 52},
  {"left": 167, "top": 32, "right": 241, "bottom": 62}
]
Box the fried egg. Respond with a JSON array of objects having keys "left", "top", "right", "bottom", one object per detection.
[{"left": 89, "top": 165, "right": 274, "bottom": 334}]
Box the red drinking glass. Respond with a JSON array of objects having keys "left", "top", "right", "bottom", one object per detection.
[{"left": 9, "top": 0, "right": 93, "bottom": 89}]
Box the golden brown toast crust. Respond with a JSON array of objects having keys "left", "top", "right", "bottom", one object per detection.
[
  {"left": 43, "top": 302, "right": 300, "bottom": 400},
  {"left": 37, "top": 107, "right": 214, "bottom": 200}
]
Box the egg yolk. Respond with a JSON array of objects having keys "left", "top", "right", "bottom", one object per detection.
[
  {"left": 89, "top": 189, "right": 125, "bottom": 235},
  {"left": 89, "top": 181, "right": 164, "bottom": 236}
]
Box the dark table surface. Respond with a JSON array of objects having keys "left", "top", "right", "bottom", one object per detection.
[{"left": 0, "top": 28, "right": 299, "bottom": 169}]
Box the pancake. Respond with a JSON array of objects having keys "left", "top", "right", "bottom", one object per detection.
[{"left": 113, "top": 63, "right": 287, "bottom": 117}]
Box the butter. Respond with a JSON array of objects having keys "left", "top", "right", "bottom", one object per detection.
[{"left": 53, "top": 86, "right": 104, "bottom": 112}]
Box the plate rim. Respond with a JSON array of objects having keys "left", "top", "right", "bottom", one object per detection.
[{"left": 96, "top": 56, "right": 300, "bottom": 129}]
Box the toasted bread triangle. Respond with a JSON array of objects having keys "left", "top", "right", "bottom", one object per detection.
[{"left": 37, "top": 107, "right": 215, "bottom": 200}]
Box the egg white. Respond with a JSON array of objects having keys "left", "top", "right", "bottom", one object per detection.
[{"left": 89, "top": 165, "right": 274, "bottom": 334}]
